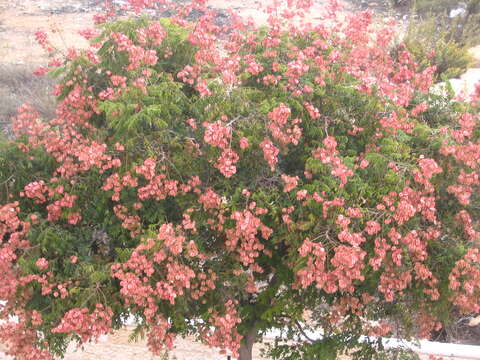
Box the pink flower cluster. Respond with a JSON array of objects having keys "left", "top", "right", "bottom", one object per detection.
[
  {"left": 413, "top": 158, "right": 442, "bottom": 193},
  {"left": 190, "top": 269, "right": 217, "bottom": 300},
  {"left": 51, "top": 304, "right": 113, "bottom": 343},
  {"left": 136, "top": 22, "right": 167, "bottom": 46},
  {"left": 260, "top": 137, "right": 280, "bottom": 171},
  {"left": 23, "top": 181, "right": 48, "bottom": 203},
  {"left": 455, "top": 210, "right": 478, "bottom": 240},
  {"left": 46, "top": 193, "right": 77, "bottom": 222},
  {"left": 452, "top": 113, "right": 476, "bottom": 142},
  {"left": 35, "top": 258, "right": 49, "bottom": 270},
  {"left": 379, "top": 111, "right": 414, "bottom": 135},
  {"left": 113, "top": 223, "right": 202, "bottom": 309},
  {"left": 198, "top": 188, "right": 222, "bottom": 211},
  {"left": 330, "top": 245, "right": 366, "bottom": 293},
  {"left": 157, "top": 223, "right": 185, "bottom": 255},
  {"left": 378, "top": 268, "right": 413, "bottom": 302},
  {"left": 296, "top": 238, "right": 327, "bottom": 288},
  {"left": 267, "top": 103, "right": 302, "bottom": 145},
  {"left": 215, "top": 149, "right": 240, "bottom": 178},
  {"left": 0, "top": 314, "right": 53, "bottom": 360},
  {"left": 113, "top": 204, "right": 141, "bottom": 237},
  {"left": 449, "top": 248, "right": 480, "bottom": 313},
  {"left": 296, "top": 237, "right": 366, "bottom": 294},
  {"left": 145, "top": 317, "right": 175, "bottom": 355},
  {"left": 0, "top": 247, "right": 19, "bottom": 300},
  {"left": 312, "top": 136, "right": 353, "bottom": 187},
  {"left": 203, "top": 120, "right": 232, "bottom": 149},
  {"left": 303, "top": 101, "right": 320, "bottom": 119},
  {"left": 281, "top": 174, "right": 300, "bottom": 192},
  {"left": 226, "top": 209, "right": 269, "bottom": 268},
  {"left": 0, "top": 202, "right": 22, "bottom": 241},
  {"left": 111, "top": 32, "right": 158, "bottom": 71},
  {"left": 102, "top": 172, "right": 138, "bottom": 201},
  {"left": 205, "top": 300, "right": 242, "bottom": 357},
  {"left": 243, "top": 54, "right": 264, "bottom": 75},
  {"left": 447, "top": 169, "right": 479, "bottom": 206}
]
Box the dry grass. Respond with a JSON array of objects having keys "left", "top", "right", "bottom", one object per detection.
[{"left": 0, "top": 64, "right": 56, "bottom": 138}]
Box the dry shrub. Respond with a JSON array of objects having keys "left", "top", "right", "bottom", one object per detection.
[
  {"left": 0, "top": 64, "right": 56, "bottom": 138},
  {"left": 431, "top": 312, "right": 480, "bottom": 345}
]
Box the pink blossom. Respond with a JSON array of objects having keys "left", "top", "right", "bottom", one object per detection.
[{"left": 36, "top": 258, "right": 49, "bottom": 270}]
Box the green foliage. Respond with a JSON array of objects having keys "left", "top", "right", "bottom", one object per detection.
[
  {"left": 100, "top": 76, "right": 188, "bottom": 138},
  {"left": 52, "top": 17, "right": 197, "bottom": 127}
]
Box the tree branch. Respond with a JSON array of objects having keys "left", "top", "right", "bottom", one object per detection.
[{"left": 294, "top": 320, "right": 315, "bottom": 343}]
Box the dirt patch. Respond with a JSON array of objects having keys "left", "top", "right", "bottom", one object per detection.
[
  {"left": 0, "top": 326, "right": 355, "bottom": 360},
  {"left": 0, "top": 326, "right": 470, "bottom": 360},
  {"left": 0, "top": 2, "right": 93, "bottom": 65}
]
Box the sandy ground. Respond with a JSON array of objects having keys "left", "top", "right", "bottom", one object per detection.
[
  {"left": 0, "top": 326, "right": 475, "bottom": 360},
  {"left": 0, "top": 326, "right": 351, "bottom": 360},
  {"left": 0, "top": 0, "right": 96, "bottom": 64}
]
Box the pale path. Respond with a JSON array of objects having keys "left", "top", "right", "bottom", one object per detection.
[{"left": 0, "top": 327, "right": 476, "bottom": 359}]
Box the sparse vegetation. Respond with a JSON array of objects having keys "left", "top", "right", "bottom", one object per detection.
[
  {"left": 0, "top": 65, "right": 56, "bottom": 138},
  {"left": 392, "top": 0, "right": 479, "bottom": 81}
]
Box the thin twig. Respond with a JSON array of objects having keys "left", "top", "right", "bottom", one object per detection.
[
  {"left": 0, "top": 174, "right": 14, "bottom": 186},
  {"left": 294, "top": 320, "right": 315, "bottom": 343}
]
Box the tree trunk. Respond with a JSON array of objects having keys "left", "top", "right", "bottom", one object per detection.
[{"left": 238, "top": 325, "right": 257, "bottom": 360}]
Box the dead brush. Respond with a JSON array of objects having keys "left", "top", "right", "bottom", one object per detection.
[{"left": 0, "top": 64, "right": 56, "bottom": 138}]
